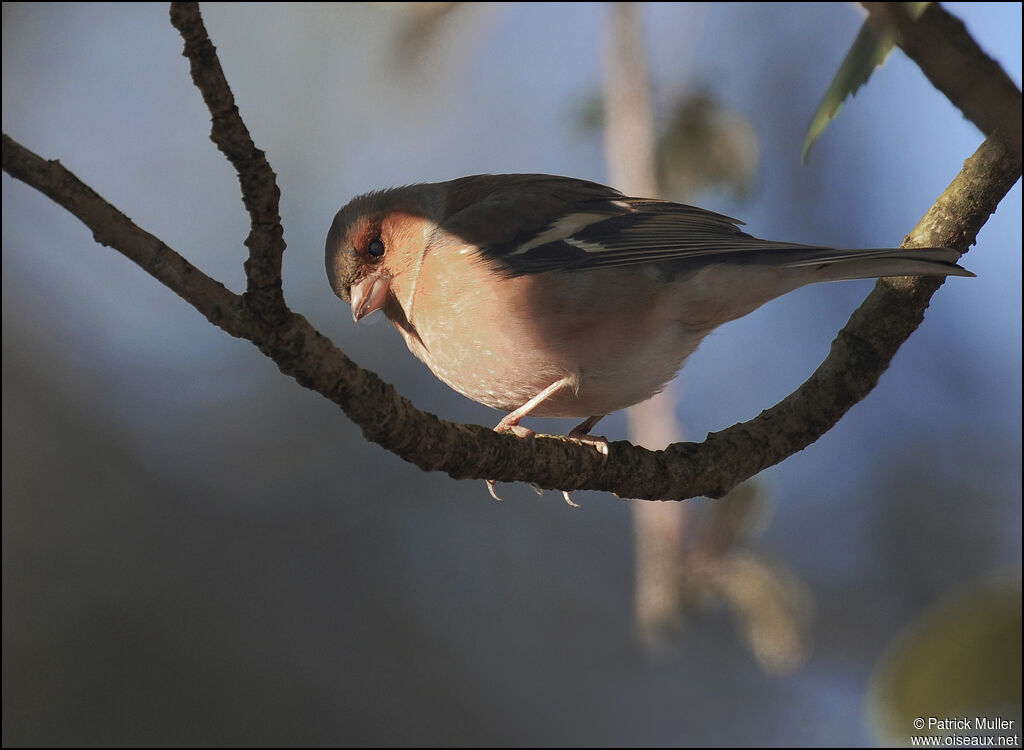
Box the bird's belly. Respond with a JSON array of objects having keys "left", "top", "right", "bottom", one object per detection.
[
  {"left": 401, "top": 268, "right": 703, "bottom": 418},
  {"left": 413, "top": 338, "right": 690, "bottom": 417}
]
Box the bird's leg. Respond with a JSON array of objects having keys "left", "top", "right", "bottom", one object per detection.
[
  {"left": 489, "top": 378, "right": 608, "bottom": 507},
  {"left": 488, "top": 377, "right": 575, "bottom": 501},
  {"left": 557, "top": 414, "right": 609, "bottom": 508},
  {"left": 493, "top": 376, "right": 576, "bottom": 439}
]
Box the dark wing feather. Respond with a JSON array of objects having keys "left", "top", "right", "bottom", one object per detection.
[
  {"left": 437, "top": 175, "right": 798, "bottom": 277},
  {"left": 437, "top": 175, "right": 968, "bottom": 278},
  {"left": 438, "top": 174, "right": 633, "bottom": 275}
]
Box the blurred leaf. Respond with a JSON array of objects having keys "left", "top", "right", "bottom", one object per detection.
[
  {"left": 677, "top": 483, "right": 811, "bottom": 676},
  {"left": 573, "top": 92, "right": 606, "bottom": 136},
  {"left": 801, "top": 2, "right": 930, "bottom": 163},
  {"left": 657, "top": 92, "right": 759, "bottom": 202},
  {"left": 706, "top": 553, "right": 813, "bottom": 675},
  {"left": 373, "top": 2, "right": 464, "bottom": 69},
  {"left": 571, "top": 89, "right": 758, "bottom": 202},
  {"left": 868, "top": 570, "right": 1023, "bottom": 745}
]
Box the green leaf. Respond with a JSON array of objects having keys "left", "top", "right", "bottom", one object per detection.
[
  {"left": 868, "top": 571, "right": 1023, "bottom": 745},
  {"left": 802, "top": 3, "right": 930, "bottom": 163}
]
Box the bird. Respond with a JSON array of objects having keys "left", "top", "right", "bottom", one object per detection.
[{"left": 326, "top": 173, "right": 972, "bottom": 499}]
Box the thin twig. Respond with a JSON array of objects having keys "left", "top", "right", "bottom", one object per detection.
[{"left": 169, "top": 1, "right": 287, "bottom": 319}]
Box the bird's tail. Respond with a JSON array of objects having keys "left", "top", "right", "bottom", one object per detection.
[{"left": 787, "top": 246, "right": 974, "bottom": 283}]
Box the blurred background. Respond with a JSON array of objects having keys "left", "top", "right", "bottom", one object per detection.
[{"left": 3, "top": 2, "right": 1020, "bottom": 745}]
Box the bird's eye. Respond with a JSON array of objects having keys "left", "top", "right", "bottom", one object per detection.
[{"left": 367, "top": 238, "right": 385, "bottom": 260}]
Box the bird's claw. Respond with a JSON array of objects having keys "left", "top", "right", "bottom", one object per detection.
[
  {"left": 558, "top": 430, "right": 608, "bottom": 507},
  {"left": 568, "top": 432, "right": 610, "bottom": 466},
  {"left": 486, "top": 420, "right": 538, "bottom": 501},
  {"left": 486, "top": 416, "right": 605, "bottom": 508},
  {"left": 495, "top": 422, "right": 537, "bottom": 443}
]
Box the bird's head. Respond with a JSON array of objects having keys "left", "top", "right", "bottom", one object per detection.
[{"left": 325, "top": 186, "right": 440, "bottom": 322}]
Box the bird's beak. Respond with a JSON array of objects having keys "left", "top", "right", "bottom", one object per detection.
[{"left": 349, "top": 273, "right": 392, "bottom": 322}]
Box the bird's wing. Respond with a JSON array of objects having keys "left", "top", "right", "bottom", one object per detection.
[
  {"left": 438, "top": 175, "right": 820, "bottom": 277},
  {"left": 439, "top": 175, "right": 968, "bottom": 278}
]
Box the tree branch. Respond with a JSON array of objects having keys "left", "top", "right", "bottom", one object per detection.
[
  {"left": 169, "top": 1, "right": 287, "bottom": 320},
  {"left": 673, "top": 134, "right": 1022, "bottom": 498},
  {"left": 2, "top": 5, "right": 1019, "bottom": 502},
  {"left": 0, "top": 135, "right": 245, "bottom": 335},
  {"left": 863, "top": 2, "right": 1023, "bottom": 162}
]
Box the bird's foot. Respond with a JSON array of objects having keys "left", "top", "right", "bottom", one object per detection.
[
  {"left": 568, "top": 415, "right": 610, "bottom": 465},
  {"left": 487, "top": 418, "right": 537, "bottom": 501},
  {"left": 558, "top": 416, "right": 609, "bottom": 507}
]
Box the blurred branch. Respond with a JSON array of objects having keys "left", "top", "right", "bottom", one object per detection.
[
  {"left": 603, "top": 3, "right": 658, "bottom": 197},
  {"left": 603, "top": 1, "right": 688, "bottom": 645},
  {"left": 863, "top": 2, "right": 1023, "bottom": 162},
  {"left": 2, "top": 4, "right": 1020, "bottom": 502}
]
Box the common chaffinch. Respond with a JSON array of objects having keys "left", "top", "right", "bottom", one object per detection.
[{"left": 326, "top": 174, "right": 971, "bottom": 492}]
